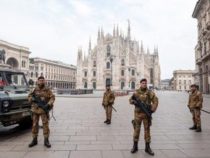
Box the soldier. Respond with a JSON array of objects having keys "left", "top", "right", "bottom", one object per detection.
[
  {"left": 129, "top": 78, "right": 158, "bottom": 156},
  {"left": 102, "top": 84, "right": 115, "bottom": 125},
  {"left": 188, "top": 84, "right": 203, "bottom": 132},
  {"left": 28, "top": 76, "right": 55, "bottom": 148}
]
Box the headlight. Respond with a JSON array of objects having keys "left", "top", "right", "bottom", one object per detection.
[{"left": 3, "top": 100, "right": 10, "bottom": 108}]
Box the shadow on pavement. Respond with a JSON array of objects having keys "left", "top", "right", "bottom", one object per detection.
[{"left": 0, "top": 124, "right": 31, "bottom": 141}]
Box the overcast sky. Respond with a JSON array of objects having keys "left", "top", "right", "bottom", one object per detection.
[{"left": 0, "top": 0, "right": 198, "bottom": 79}]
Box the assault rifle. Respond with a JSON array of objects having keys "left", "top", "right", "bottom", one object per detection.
[
  {"left": 31, "top": 94, "right": 50, "bottom": 114},
  {"left": 131, "top": 94, "right": 153, "bottom": 126}
]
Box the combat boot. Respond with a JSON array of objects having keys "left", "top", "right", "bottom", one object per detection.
[
  {"left": 44, "top": 137, "right": 51, "bottom": 148},
  {"left": 145, "top": 142, "right": 154, "bottom": 156},
  {"left": 28, "top": 137, "right": 38, "bottom": 148},
  {"left": 189, "top": 125, "right": 197, "bottom": 130},
  {"left": 104, "top": 119, "right": 108, "bottom": 123},
  {"left": 130, "top": 141, "right": 138, "bottom": 153},
  {"left": 196, "top": 127, "right": 202, "bottom": 132},
  {"left": 106, "top": 119, "right": 111, "bottom": 125}
]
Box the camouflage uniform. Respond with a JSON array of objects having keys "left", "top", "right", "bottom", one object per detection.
[
  {"left": 102, "top": 90, "right": 115, "bottom": 121},
  {"left": 28, "top": 86, "right": 55, "bottom": 139},
  {"left": 188, "top": 90, "right": 203, "bottom": 128},
  {"left": 130, "top": 88, "right": 158, "bottom": 143}
]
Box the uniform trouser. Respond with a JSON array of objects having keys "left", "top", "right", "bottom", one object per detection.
[
  {"left": 32, "top": 113, "right": 50, "bottom": 138},
  {"left": 104, "top": 106, "right": 112, "bottom": 121},
  {"left": 191, "top": 108, "right": 201, "bottom": 128},
  {"left": 133, "top": 112, "right": 151, "bottom": 143}
]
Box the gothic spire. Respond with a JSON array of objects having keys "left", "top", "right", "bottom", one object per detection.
[
  {"left": 97, "top": 27, "right": 100, "bottom": 41},
  {"left": 88, "top": 37, "right": 91, "bottom": 54},
  {"left": 113, "top": 25, "right": 116, "bottom": 37},
  {"left": 116, "top": 25, "right": 119, "bottom": 37},
  {"left": 141, "top": 41, "right": 144, "bottom": 53},
  {"left": 127, "top": 19, "right": 131, "bottom": 40},
  {"left": 101, "top": 27, "right": 104, "bottom": 38}
]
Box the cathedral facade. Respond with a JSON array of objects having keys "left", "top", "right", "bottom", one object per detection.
[{"left": 76, "top": 22, "right": 161, "bottom": 90}]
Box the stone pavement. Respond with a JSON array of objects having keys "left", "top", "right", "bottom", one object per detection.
[{"left": 0, "top": 91, "right": 210, "bottom": 158}]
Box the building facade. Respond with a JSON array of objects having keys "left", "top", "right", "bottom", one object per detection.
[
  {"left": 160, "top": 79, "right": 171, "bottom": 90},
  {"left": 193, "top": 0, "right": 210, "bottom": 94},
  {"left": 29, "top": 57, "right": 76, "bottom": 89},
  {"left": 0, "top": 40, "right": 31, "bottom": 76},
  {"left": 172, "top": 70, "right": 195, "bottom": 91},
  {"left": 76, "top": 22, "right": 161, "bottom": 90}
]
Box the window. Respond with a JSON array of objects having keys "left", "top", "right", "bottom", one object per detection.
[
  {"left": 121, "top": 82, "right": 125, "bottom": 90},
  {"left": 93, "top": 61, "right": 96, "bottom": 67},
  {"left": 131, "top": 82, "right": 135, "bottom": 89},
  {"left": 179, "top": 80, "right": 181, "bottom": 84},
  {"left": 93, "top": 71, "right": 96, "bottom": 77},
  {"left": 132, "top": 69, "right": 135, "bottom": 76},
  {"left": 121, "top": 59, "right": 125, "bottom": 66},
  {"left": 93, "top": 82, "right": 96, "bottom": 89},
  {"left": 36, "top": 72, "right": 38, "bottom": 78},
  {"left": 107, "top": 45, "right": 111, "bottom": 57},
  {"left": 31, "top": 72, "right": 33, "bottom": 78},
  {"left": 22, "top": 60, "right": 26, "bottom": 68},
  {"left": 84, "top": 71, "right": 87, "bottom": 77},
  {"left": 106, "top": 62, "right": 110, "bottom": 69},
  {"left": 189, "top": 80, "right": 191, "bottom": 84},
  {"left": 121, "top": 70, "right": 124, "bottom": 76},
  {"left": 84, "top": 82, "right": 87, "bottom": 88},
  {"left": 184, "top": 80, "right": 186, "bottom": 84}
]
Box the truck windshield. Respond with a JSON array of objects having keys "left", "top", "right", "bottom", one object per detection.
[{"left": 0, "top": 71, "right": 28, "bottom": 89}]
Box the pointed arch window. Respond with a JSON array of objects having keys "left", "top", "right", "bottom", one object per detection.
[
  {"left": 107, "top": 45, "right": 111, "bottom": 57},
  {"left": 106, "top": 62, "right": 110, "bottom": 69},
  {"left": 93, "top": 61, "right": 96, "bottom": 67},
  {"left": 121, "top": 59, "right": 125, "bottom": 66}
]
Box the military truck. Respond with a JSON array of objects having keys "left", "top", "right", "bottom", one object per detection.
[{"left": 0, "top": 64, "right": 32, "bottom": 127}]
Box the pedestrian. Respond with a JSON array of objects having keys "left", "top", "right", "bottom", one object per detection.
[
  {"left": 129, "top": 78, "right": 158, "bottom": 156},
  {"left": 188, "top": 84, "right": 203, "bottom": 132},
  {"left": 28, "top": 76, "right": 55, "bottom": 148},
  {"left": 102, "top": 84, "right": 115, "bottom": 125}
]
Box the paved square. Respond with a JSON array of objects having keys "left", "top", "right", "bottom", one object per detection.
[{"left": 0, "top": 91, "right": 210, "bottom": 158}]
